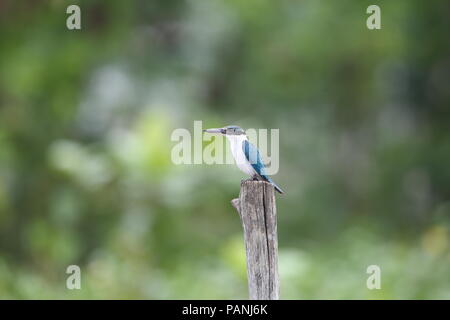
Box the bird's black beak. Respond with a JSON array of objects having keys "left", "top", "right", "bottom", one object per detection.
[{"left": 203, "top": 128, "right": 225, "bottom": 134}]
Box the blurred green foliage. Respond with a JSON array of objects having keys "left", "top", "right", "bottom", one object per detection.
[{"left": 0, "top": 0, "right": 449, "bottom": 299}]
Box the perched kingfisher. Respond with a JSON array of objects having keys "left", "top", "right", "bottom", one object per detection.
[{"left": 203, "top": 125, "right": 284, "bottom": 194}]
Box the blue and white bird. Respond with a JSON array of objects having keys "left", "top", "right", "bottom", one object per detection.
[{"left": 203, "top": 125, "right": 284, "bottom": 194}]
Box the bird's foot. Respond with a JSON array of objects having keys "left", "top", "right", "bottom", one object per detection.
[{"left": 241, "top": 176, "right": 259, "bottom": 183}]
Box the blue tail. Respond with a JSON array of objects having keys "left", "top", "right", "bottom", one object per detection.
[{"left": 264, "top": 176, "right": 284, "bottom": 194}]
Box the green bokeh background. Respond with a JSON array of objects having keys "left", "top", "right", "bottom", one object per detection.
[{"left": 0, "top": 0, "right": 449, "bottom": 299}]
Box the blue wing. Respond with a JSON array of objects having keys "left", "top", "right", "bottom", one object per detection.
[
  {"left": 242, "top": 140, "right": 267, "bottom": 178},
  {"left": 242, "top": 140, "right": 284, "bottom": 194}
]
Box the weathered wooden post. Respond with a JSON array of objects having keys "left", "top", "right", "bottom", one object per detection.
[{"left": 231, "top": 180, "right": 279, "bottom": 300}]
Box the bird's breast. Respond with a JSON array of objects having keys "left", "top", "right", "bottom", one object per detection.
[{"left": 227, "top": 137, "right": 256, "bottom": 176}]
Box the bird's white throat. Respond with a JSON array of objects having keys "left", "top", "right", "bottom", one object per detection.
[
  {"left": 225, "top": 134, "right": 256, "bottom": 176},
  {"left": 226, "top": 134, "right": 248, "bottom": 157}
]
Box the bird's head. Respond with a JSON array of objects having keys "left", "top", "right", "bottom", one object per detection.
[{"left": 203, "top": 125, "right": 246, "bottom": 136}]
